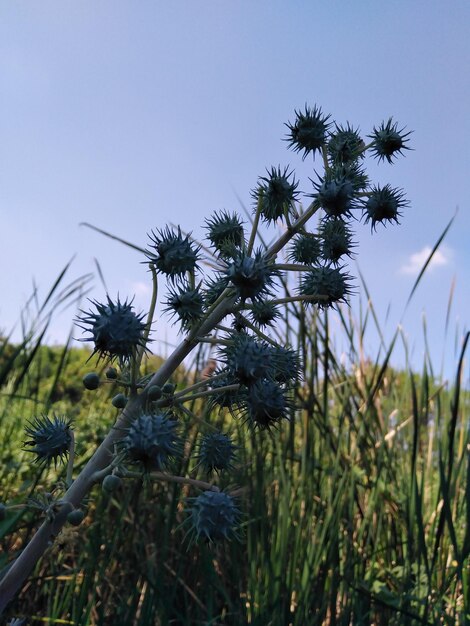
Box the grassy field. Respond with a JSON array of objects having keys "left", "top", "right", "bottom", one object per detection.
[{"left": 0, "top": 269, "right": 469, "bottom": 625}]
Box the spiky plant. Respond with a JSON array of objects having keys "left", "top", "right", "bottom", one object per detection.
[
  {"left": 0, "top": 103, "right": 412, "bottom": 613},
  {"left": 23, "top": 414, "right": 73, "bottom": 467},
  {"left": 76, "top": 295, "right": 147, "bottom": 365}
]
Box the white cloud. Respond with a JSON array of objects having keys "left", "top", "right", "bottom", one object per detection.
[
  {"left": 129, "top": 281, "right": 151, "bottom": 297},
  {"left": 400, "top": 246, "right": 450, "bottom": 275}
]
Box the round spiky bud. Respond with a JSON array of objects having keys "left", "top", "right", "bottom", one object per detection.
[
  {"left": 242, "top": 379, "right": 291, "bottom": 429},
  {"left": 327, "top": 123, "right": 364, "bottom": 165},
  {"left": 189, "top": 490, "right": 239, "bottom": 542},
  {"left": 312, "top": 175, "right": 355, "bottom": 218},
  {"left": 205, "top": 211, "right": 245, "bottom": 256},
  {"left": 329, "top": 162, "right": 369, "bottom": 193},
  {"left": 164, "top": 282, "right": 204, "bottom": 332},
  {"left": 83, "top": 372, "right": 100, "bottom": 390},
  {"left": 368, "top": 118, "right": 412, "bottom": 163},
  {"left": 285, "top": 104, "right": 331, "bottom": 159},
  {"left": 320, "top": 219, "right": 355, "bottom": 264},
  {"left": 204, "top": 273, "right": 229, "bottom": 306},
  {"left": 102, "top": 474, "right": 123, "bottom": 493},
  {"left": 76, "top": 295, "right": 147, "bottom": 365},
  {"left": 249, "top": 301, "right": 280, "bottom": 328},
  {"left": 267, "top": 344, "right": 301, "bottom": 385},
  {"left": 253, "top": 166, "right": 299, "bottom": 223},
  {"left": 300, "top": 266, "right": 352, "bottom": 309},
  {"left": 112, "top": 393, "right": 128, "bottom": 409},
  {"left": 197, "top": 432, "right": 237, "bottom": 474},
  {"left": 24, "top": 414, "right": 73, "bottom": 467},
  {"left": 67, "top": 509, "right": 85, "bottom": 526},
  {"left": 363, "top": 184, "right": 408, "bottom": 230},
  {"left": 288, "top": 233, "right": 321, "bottom": 265},
  {"left": 225, "top": 249, "right": 279, "bottom": 302},
  {"left": 146, "top": 226, "right": 200, "bottom": 281},
  {"left": 221, "top": 333, "right": 272, "bottom": 386},
  {"left": 122, "top": 413, "right": 180, "bottom": 471}
]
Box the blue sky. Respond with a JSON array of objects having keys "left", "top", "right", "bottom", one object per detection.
[{"left": 1, "top": 1, "right": 469, "bottom": 381}]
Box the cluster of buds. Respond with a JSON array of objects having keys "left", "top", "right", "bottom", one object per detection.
[{"left": 17, "top": 104, "right": 411, "bottom": 546}]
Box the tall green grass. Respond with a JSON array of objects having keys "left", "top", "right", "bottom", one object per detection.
[{"left": 1, "top": 265, "right": 468, "bottom": 625}]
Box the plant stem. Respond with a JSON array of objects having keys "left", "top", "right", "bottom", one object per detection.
[
  {"left": 0, "top": 198, "right": 322, "bottom": 613},
  {"left": 0, "top": 294, "right": 236, "bottom": 613}
]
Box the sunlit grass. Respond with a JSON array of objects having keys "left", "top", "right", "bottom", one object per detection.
[{"left": 1, "top": 259, "right": 469, "bottom": 625}]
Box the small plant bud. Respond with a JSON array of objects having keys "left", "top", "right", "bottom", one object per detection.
[
  {"left": 162, "top": 383, "right": 175, "bottom": 395},
  {"left": 369, "top": 118, "right": 411, "bottom": 163},
  {"left": 83, "top": 372, "right": 100, "bottom": 390},
  {"left": 189, "top": 490, "right": 239, "bottom": 542},
  {"left": 363, "top": 184, "right": 408, "bottom": 231},
  {"left": 312, "top": 175, "right": 355, "bottom": 218},
  {"left": 288, "top": 233, "right": 321, "bottom": 266},
  {"left": 24, "top": 414, "right": 73, "bottom": 467},
  {"left": 197, "top": 432, "right": 237, "bottom": 474},
  {"left": 105, "top": 367, "right": 118, "bottom": 380},
  {"left": 67, "top": 509, "right": 85, "bottom": 526},
  {"left": 102, "top": 474, "right": 122, "bottom": 493},
  {"left": 242, "top": 379, "right": 291, "bottom": 429},
  {"left": 320, "top": 219, "right": 355, "bottom": 264},
  {"left": 111, "top": 393, "right": 128, "bottom": 409},
  {"left": 147, "top": 385, "right": 162, "bottom": 401},
  {"left": 285, "top": 104, "right": 331, "bottom": 159},
  {"left": 205, "top": 210, "right": 245, "bottom": 256},
  {"left": 76, "top": 295, "right": 148, "bottom": 365},
  {"left": 327, "top": 123, "right": 364, "bottom": 165},
  {"left": 146, "top": 226, "right": 200, "bottom": 281},
  {"left": 225, "top": 249, "right": 279, "bottom": 302},
  {"left": 253, "top": 166, "right": 299, "bottom": 223},
  {"left": 300, "top": 266, "right": 352, "bottom": 309},
  {"left": 122, "top": 412, "right": 181, "bottom": 471},
  {"left": 164, "top": 283, "right": 204, "bottom": 331}
]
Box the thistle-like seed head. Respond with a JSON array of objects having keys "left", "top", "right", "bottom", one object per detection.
[
  {"left": 203, "top": 273, "right": 229, "bottom": 306},
  {"left": 205, "top": 210, "right": 245, "bottom": 257},
  {"left": 300, "top": 266, "right": 352, "bottom": 309},
  {"left": 311, "top": 175, "right": 355, "bottom": 219},
  {"left": 329, "top": 162, "right": 369, "bottom": 193},
  {"left": 197, "top": 432, "right": 237, "bottom": 474},
  {"left": 249, "top": 301, "right": 281, "bottom": 328},
  {"left": 285, "top": 104, "right": 331, "bottom": 159},
  {"left": 224, "top": 249, "right": 279, "bottom": 302},
  {"left": 253, "top": 166, "right": 299, "bottom": 223},
  {"left": 121, "top": 413, "right": 180, "bottom": 471},
  {"left": 221, "top": 332, "right": 272, "bottom": 386},
  {"left": 76, "top": 295, "right": 147, "bottom": 365},
  {"left": 146, "top": 226, "right": 200, "bottom": 281},
  {"left": 288, "top": 232, "right": 321, "bottom": 265},
  {"left": 368, "top": 118, "right": 412, "bottom": 163},
  {"left": 327, "top": 123, "right": 365, "bottom": 165},
  {"left": 24, "top": 414, "right": 73, "bottom": 467},
  {"left": 164, "top": 282, "right": 204, "bottom": 332},
  {"left": 363, "top": 184, "right": 408, "bottom": 230},
  {"left": 241, "top": 379, "right": 291, "bottom": 429},
  {"left": 320, "top": 219, "right": 355, "bottom": 264},
  {"left": 267, "top": 344, "right": 302, "bottom": 385},
  {"left": 189, "top": 490, "right": 239, "bottom": 542}
]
